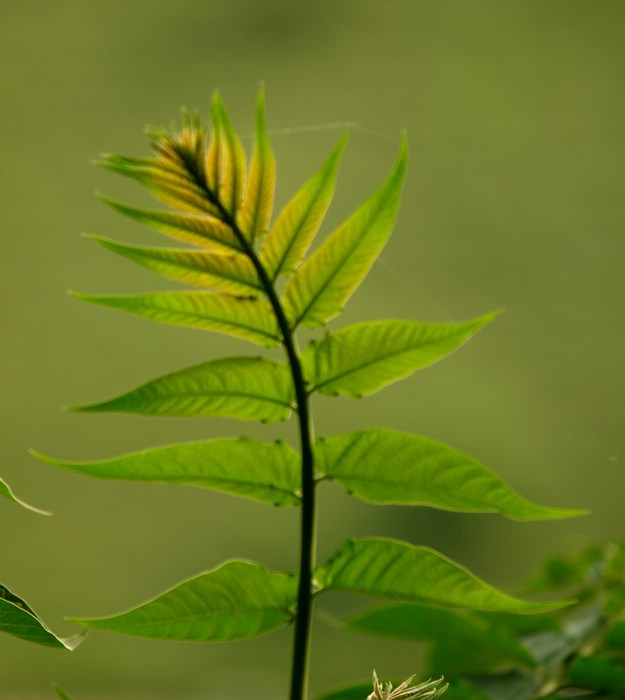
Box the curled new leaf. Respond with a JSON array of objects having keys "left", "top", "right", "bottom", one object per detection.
[
  {"left": 71, "top": 357, "right": 294, "bottom": 422},
  {"left": 302, "top": 313, "right": 498, "bottom": 398},
  {"left": 316, "top": 538, "right": 571, "bottom": 613},
  {"left": 68, "top": 560, "right": 297, "bottom": 642},
  {"left": 34, "top": 437, "right": 301, "bottom": 507},
  {"left": 315, "top": 429, "right": 585, "bottom": 520}
]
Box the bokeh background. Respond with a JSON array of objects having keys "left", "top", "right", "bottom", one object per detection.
[{"left": 1, "top": 2, "right": 624, "bottom": 698}]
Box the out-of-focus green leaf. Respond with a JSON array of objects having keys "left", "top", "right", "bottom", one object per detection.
[
  {"left": 315, "top": 429, "right": 585, "bottom": 520},
  {"left": 98, "top": 194, "right": 241, "bottom": 252},
  {"left": 205, "top": 92, "right": 247, "bottom": 216},
  {"left": 68, "top": 561, "right": 297, "bottom": 642},
  {"left": 237, "top": 90, "right": 275, "bottom": 242},
  {"left": 0, "top": 477, "right": 50, "bottom": 515},
  {"left": 51, "top": 684, "right": 74, "bottom": 700},
  {"left": 315, "top": 683, "right": 372, "bottom": 700},
  {"left": 0, "top": 584, "right": 84, "bottom": 650},
  {"left": 283, "top": 138, "right": 407, "bottom": 328},
  {"left": 569, "top": 655, "right": 625, "bottom": 693},
  {"left": 261, "top": 134, "right": 347, "bottom": 280},
  {"left": 469, "top": 672, "right": 538, "bottom": 700},
  {"left": 607, "top": 620, "right": 625, "bottom": 648},
  {"left": 302, "top": 314, "right": 497, "bottom": 398},
  {"left": 86, "top": 235, "right": 262, "bottom": 297},
  {"left": 345, "top": 603, "right": 536, "bottom": 675},
  {"left": 70, "top": 290, "right": 280, "bottom": 347},
  {"left": 34, "top": 437, "right": 301, "bottom": 507},
  {"left": 436, "top": 680, "right": 489, "bottom": 700},
  {"left": 316, "top": 538, "right": 571, "bottom": 613},
  {"left": 71, "top": 357, "right": 294, "bottom": 422}
]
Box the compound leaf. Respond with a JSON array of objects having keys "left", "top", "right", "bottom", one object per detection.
[
  {"left": 261, "top": 133, "right": 347, "bottom": 280},
  {"left": 86, "top": 235, "right": 262, "bottom": 297},
  {"left": 315, "top": 429, "right": 585, "bottom": 520},
  {"left": 67, "top": 561, "right": 297, "bottom": 642},
  {"left": 34, "top": 437, "right": 301, "bottom": 507},
  {"left": 0, "top": 477, "right": 50, "bottom": 515},
  {"left": 303, "top": 313, "right": 497, "bottom": 397},
  {"left": 237, "top": 90, "right": 275, "bottom": 242},
  {"left": 71, "top": 290, "right": 280, "bottom": 347},
  {"left": 0, "top": 584, "right": 84, "bottom": 650},
  {"left": 316, "top": 538, "right": 570, "bottom": 613},
  {"left": 72, "top": 357, "right": 294, "bottom": 423},
  {"left": 283, "top": 138, "right": 407, "bottom": 328}
]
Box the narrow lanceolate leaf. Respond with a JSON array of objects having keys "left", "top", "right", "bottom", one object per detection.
[
  {"left": 315, "top": 429, "right": 584, "bottom": 520},
  {"left": 0, "top": 584, "right": 84, "bottom": 650},
  {"left": 237, "top": 90, "right": 275, "bottom": 242},
  {"left": 34, "top": 437, "right": 301, "bottom": 507},
  {"left": 205, "top": 92, "right": 247, "bottom": 216},
  {"left": 260, "top": 133, "right": 347, "bottom": 280},
  {"left": 68, "top": 561, "right": 297, "bottom": 642},
  {"left": 52, "top": 684, "right": 74, "bottom": 700},
  {"left": 316, "top": 538, "right": 571, "bottom": 613},
  {"left": 86, "top": 235, "right": 262, "bottom": 297},
  {"left": 99, "top": 194, "right": 242, "bottom": 253},
  {"left": 303, "top": 313, "right": 497, "bottom": 398},
  {"left": 283, "top": 138, "right": 407, "bottom": 328},
  {"left": 72, "top": 357, "right": 294, "bottom": 423},
  {"left": 0, "top": 477, "right": 50, "bottom": 515},
  {"left": 71, "top": 290, "right": 280, "bottom": 347}
]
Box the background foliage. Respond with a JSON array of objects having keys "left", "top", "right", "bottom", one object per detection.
[{"left": 1, "top": 2, "right": 624, "bottom": 699}]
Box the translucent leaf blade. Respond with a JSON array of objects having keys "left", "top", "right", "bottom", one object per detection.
[
  {"left": 316, "top": 538, "right": 571, "bottom": 613},
  {"left": 315, "top": 429, "right": 584, "bottom": 520},
  {"left": 71, "top": 290, "right": 280, "bottom": 347},
  {"left": 72, "top": 357, "right": 294, "bottom": 422},
  {"left": 34, "top": 437, "right": 301, "bottom": 507},
  {"left": 205, "top": 92, "right": 247, "bottom": 216},
  {"left": 99, "top": 194, "right": 242, "bottom": 252},
  {"left": 0, "top": 477, "right": 50, "bottom": 515},
  {"left": 283, "top": 138, "right": 407, "bottom": 328},
  {"left": 0, "top": 584, "right": 84, "bottom": 650},
  {"left": 260, "top": 133, "right": 347, "bottom": 280},
  {"left": 237, "top": 90, "right": 275, "bottom": 242},
  {"left": 303, "top": 313, "right": 498, "bottom": 398},
  {"left": 67, "top": 561, "right": 297, "bottom": 641},
  {"left": 87, "top": 235, "right": 262, "bottom": 297}
]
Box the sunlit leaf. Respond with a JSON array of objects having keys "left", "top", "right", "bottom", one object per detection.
[
  {"left": 283, "top": 138, "right": 407, "bottom": 328},
  {"left": 86, "top": 235, "right": 262, "bottom": 297},
  {"left": 205, "top": 92, "right": 247, "bottom": 216},
  {"left": 302, "top": 313, "right": 498, "bottom": 398},
  {"left": 70, "top": 290, "right": 280, "bottom": 347},
  {"left": 0, "top": 477, "right": 50, "bottom": 515},
  {"left": 34, "top": 437, "right": 301, "bottom": 507},
  {"left": 0, "top": 584, "right": 84, "bottom": 650},
  {"left": 51, "top": 684, "right": 74, "bottom": 700},
  {"left": 71, "top": 357, "right": 294, "bottom": 422},
  {"left": 345, "top": 603, "right": 536, "bottom": 675},
  {"left": 261, "top": 133, "right": 347, "bottom": 280},
  {"left": 316, "top": 538, "right": 571, "bottom": 613},
  {"left": 68, "top": 560, "right": 297, "bottom": 642},
  {"left": 99, "top": 194, "right": 242, "bottom": 252},
  {"left": 315, "top": 429, "right": 585, "bottom": 520},
  {"left": 237, "top": 90, "right": 275, "bottom": 242}
]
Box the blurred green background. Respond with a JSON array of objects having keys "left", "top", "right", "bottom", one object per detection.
[{"left": 1, "top": 1, "right": 624, "bottom": 698}]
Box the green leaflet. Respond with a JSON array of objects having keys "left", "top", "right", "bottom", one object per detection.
[
  {"left": 72, "top": 357, "right": 294, "bottom": 422},
  {"left": 283, "top": 138, "right": 407, "bottom": 328},
  {"left": 0, "top": 584, "right": 84, "bottom": 650},
  {"left": 315, "top": 429, "right": 584, "bottom": 520},
  {"left": 260, "top": 133, "right": 347, "bottom": 280},
  {"left": 205, "top": 93, "right": 247, "bottom": 217},
  {"left": 302, "top": 313, "right": 498, "bottom": 397},
  {"left": 315, "top": 538, "right": 570, "bottom": 613},
  {"left": 98, "top": 194, "right": 242, "bottom": 252},
  {"left": 86, "top": 235, "right": 262, "bottom": 297},
  {"left": 51, "top": 685, "right": 74, "bottom": 700},
  {"left": 345, "top": 603, "right": 536, "bottom": 675},
  {"left": 0, "top": 477, "right": 50, "bottom": 515},
  {"left": 34, "top": 437, "right": 301, "bottom": 507},
  {"left": 71, "top": 290, "right": 280, "bottom": 347},
  {"left": 237, "top": 90, "right": 275, "bottom": 242},
  {"left": 68, "top": 560, "right": 297, "bottom": 642}
]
